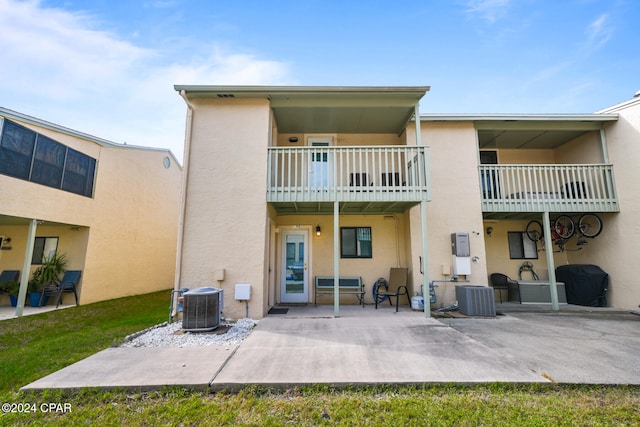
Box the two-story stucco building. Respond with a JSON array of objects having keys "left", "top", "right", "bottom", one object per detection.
[
  {"left": 0, "top": 107, "right": 183, "bottom": 315},
  {"left": 173, "top": 85, "right": 639, "bottom": 319}
]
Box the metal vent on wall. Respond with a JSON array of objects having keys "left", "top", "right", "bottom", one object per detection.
[{"left": 182, "top": 288, "right": 220, "bottom": 332}]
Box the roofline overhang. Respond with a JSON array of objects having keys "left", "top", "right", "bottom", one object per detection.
[
  {"left": 174, "top": 85, "right": 430, "bottom": 99},
  {"left": 418, "top": 113, "right": 619, "bottom": 131},
  {"left": 419, "top": 113, "right": 619, "bottom": 122}
]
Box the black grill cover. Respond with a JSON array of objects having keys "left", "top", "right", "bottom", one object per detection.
[{"left": 555, "top": 264, "right": 608, "bottom": 306}]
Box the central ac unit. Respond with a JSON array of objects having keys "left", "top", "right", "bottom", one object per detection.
[
  {"left": 182, "top": 287, "right": 221, "bottom": 331},
  {"left": 455, "top": 285, "right": 496, "bottom": 317}
]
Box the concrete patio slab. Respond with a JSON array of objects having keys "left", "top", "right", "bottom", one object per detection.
[
  {"left": 438, "top": 311, "right": 640, "bottom": 384},
  {"left": 20, "top": 304, "right": 640, "bottom": 391},
  {"left": 211, "top": 309, "right": 545, "bottom": 389},
  {"left": 23, "top": 346, "right": 238, "bottom": 390}
]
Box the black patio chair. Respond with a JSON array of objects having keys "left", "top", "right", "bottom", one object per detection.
[{"left": 489, "top": 273, "right": 517, "bottom": 303}]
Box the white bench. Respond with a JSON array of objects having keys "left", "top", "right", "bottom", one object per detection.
[{"left": 314, "top": 276, "right": 365, "bottom": 307}]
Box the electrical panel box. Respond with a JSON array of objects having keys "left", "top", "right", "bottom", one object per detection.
[
  {"left": 453, "top": 255, "right": 472, "bottom": 275},
  {"left": 451, "top": 233, "right": 470, "bottom": 257},
  {"left": 234, "top": 283, "right": 251, "bottom": 300}
]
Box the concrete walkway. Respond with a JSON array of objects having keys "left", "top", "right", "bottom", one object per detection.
[{"left": 22, "top": 304, "right": 640, "bottom": 391}]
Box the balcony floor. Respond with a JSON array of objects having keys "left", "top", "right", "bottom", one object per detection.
[{"left": 270, "top": 200, "right": 421, "bottom": 215}]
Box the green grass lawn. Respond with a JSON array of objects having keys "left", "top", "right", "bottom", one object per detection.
[{"left": 1, "top": 291, "right": 638, "bottom": 426}]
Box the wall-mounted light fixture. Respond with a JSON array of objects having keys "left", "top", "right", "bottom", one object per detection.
[
  {"left": 486, "top": 226, "right": 494, "bottom": 236},
  {"left": 288, "top": 136, "right": 299, "bottom": 143},
  {"left": 0, "top": 237, "right": 11, "bottom": 250},
  {"left": 316, "top": 225, "right": 321, "bottom": 237}
]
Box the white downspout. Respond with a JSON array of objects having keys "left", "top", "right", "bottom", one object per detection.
[
  {"left": 414, "top": 104, "right": 430, "bottom": 318},
  {"left": 171, "top": 90, "right": 194, "bottom": 317}
]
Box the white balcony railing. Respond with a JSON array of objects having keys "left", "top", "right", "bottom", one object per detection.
[
  {"left": 267, "top": 146, "right": 430, "bottom": 203},
  {"left": 480, "top": 164, "right": 619, "bottom": 212}
]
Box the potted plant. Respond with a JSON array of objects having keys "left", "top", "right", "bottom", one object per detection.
[
  {"left": 29, "top": 253, "right": 67, "bottom": 307},
  {"left": 4, "top": 280, "right": 21, "bottom": 307}
]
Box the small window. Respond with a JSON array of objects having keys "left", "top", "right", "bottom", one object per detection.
[
  {"left": 508, "top": 232, "right": 537, "bottom": 259},
  {"left": 32, "top": 237, "right": 59, "bottom": 264},
  {"left": 340, "top": 227, "right": 372, "bottom": 258}
]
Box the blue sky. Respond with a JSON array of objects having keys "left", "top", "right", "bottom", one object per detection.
[{"left": 1, "top": 0, "right": 638, "bottom": 163}]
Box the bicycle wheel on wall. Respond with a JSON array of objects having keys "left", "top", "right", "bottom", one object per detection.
[
  {"left": 578, "top": 213, "right": 603, "bottom": 238},
  {"left": 554, "top": 215, "right": 575, "bottom": 239},
  {"left": 525, "top": 220, "right": 544, "bottom": 242}
]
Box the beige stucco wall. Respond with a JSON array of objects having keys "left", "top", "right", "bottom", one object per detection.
[
  {"left": 0, "top": 116, "right": 182, "bottom": 306},
  {"left": 554, "top": 131, "right": 604, "bottom": 164},
  {"left": 483, "top": 219, "right": 569, "bottom": 282},
  {"left": 81, "top": 147, "right": 182, "bottom": 303},
  {"left": 492, "top": 149, "right": 556, "bottom": 164},
  {"left": 272, "top": 214, "right": 409, "bottom": 305},
  {"left": 558, "top": 100, "right": 640, "bottom": 309},
  {"left": 406, "top": 121, "right": 489, "bottom": 308},
  {"left": 178, "top": 98, "right": 271, "bottom": 319}
]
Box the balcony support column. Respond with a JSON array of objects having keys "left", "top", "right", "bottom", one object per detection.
[
  {"left": 542, "top": 211, "right": 560, "bottom": 311},
  {"left": 15, "top": 219, "right": 38, "bottom": 317},
  {"left": 333, "top": 201, "right": 340, "bottom": 317},
  {"left": 420, "top": 201, "right": 430, "bottom": 317}
]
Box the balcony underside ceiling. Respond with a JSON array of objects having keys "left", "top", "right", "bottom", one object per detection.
[
  {"left": 474, "top": 117, "right": 617, "bottom": 149},
  {"left": 482, "top": 210, "right": 618, "bottom": 221},
  {"left": 270, "top": 200, "right": 420, "bottom": 215},
  {"left": 175, "top": 85, "right": 429, "bottom": 135}
]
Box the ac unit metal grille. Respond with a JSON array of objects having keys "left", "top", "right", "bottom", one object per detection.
[
  {"left": 455, "top": 285, "right": 496, "bottom": 317},
  {"left": 182, "top": 289, "right": 220, "bottom": 331}
]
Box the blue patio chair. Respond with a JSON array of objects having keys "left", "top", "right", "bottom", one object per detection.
[
  {"left": 1, "top": 270, "right": 20, "bottom": 297},
  {"left": 0, "top": 270, "right": 20, "bottom": 289},
  {"left": 40, "top": 270, "right": 82, "bottom": 308}
]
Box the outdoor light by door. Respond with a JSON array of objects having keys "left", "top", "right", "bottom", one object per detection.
[
  {"left": 486, "top": 226, "right": 493, "bottom": 236},
  {"left": 316, "top": 225, "right": 321, "bottom": 236}
]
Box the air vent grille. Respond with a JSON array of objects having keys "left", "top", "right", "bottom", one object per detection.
[
  {"left": 182, "top": 288, "right": 220, "bottom": 331},
  {"left": 455, "top": 285, "right": 496, "bottom": 317}
]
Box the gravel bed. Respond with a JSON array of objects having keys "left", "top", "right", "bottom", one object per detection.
[{"left": 120, "top": 318, "right": 258, "bottom": 349}]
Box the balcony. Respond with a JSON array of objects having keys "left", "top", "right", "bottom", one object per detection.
[
  {"left": 480, "top": 164, "right": 619, "bottom": 215},
  {"left": 267, "top": 146, "right": 430, "bottom": 214}
]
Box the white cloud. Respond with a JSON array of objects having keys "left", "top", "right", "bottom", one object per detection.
[
  {"left": 465, "top": 0, "right": 511, "bottom": 23},
  {"left": 587, "top": 14, "right": 613, "bottom": 48},
  {"left": 0, "top": 0, "right": 292, "bottom": 163}
]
